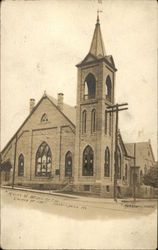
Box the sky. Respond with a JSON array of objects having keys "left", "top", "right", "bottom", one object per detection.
[{"left": 1, "top": 0, "right": 157, "bottom": 158}]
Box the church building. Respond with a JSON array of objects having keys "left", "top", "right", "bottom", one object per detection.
[{"left": 0, "top": 15, "right": 155, "bottom": 198}]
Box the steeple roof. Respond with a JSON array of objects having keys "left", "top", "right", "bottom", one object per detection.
[
  {"left": 89, "top": 14, "right": 106, "bottom": 57},
  {"left": 76, "top": 15, "right": 117, "bottom": 71}
]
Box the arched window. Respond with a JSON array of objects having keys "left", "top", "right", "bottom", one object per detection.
[
  {"left": 18, "top": 154, "right": 24, "bottom": 176},
  {"left": 105, "top": 76, "right": 112, "bottom": 102},
  {"left": 82, "top": 145, "right": 94, "bottom": 176},
  {"left": 65, "top": 151, "right": 72, "bottom": 177},
  {"left": 91, "top": 109, "right": 96, "bottom": 133},
  {"left": 84, "top": 73, "right": 96, "bottom": 100},
  {"left": 41, "top": 113, "right": 48, "bottom": 122},
  {"left": 35, "top": 142, "right": 52, "bottom": 177},
  {"left": 105, "top": 110, "right": 107, "bottom": 134},
  {"left": 125, "top": 164, "right": 128, "bottom": 180},
  {"left": 104, "top": 147, "right": 110, "bottom": 177},
  {"left": 82, "top": 110, "right": 87, "bottom": 134},
  {"left": 117, "top": 147, "right": 121, "bottom": 179}
]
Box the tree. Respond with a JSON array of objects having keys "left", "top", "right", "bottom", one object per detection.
[{"left": 143, "top": 166, "right": 158, "bottom": 188}]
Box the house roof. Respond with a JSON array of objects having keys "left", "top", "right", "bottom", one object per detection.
[
  {"left": 1, "top": 93, "right": 76, "bottom": 154},
  {"left": 118, "top": 131, "right": 128, "bottom": 156},
  {"left": 125, "top": 141, "right": 155, "bottom": 162}
]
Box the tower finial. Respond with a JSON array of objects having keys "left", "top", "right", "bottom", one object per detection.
[
  {"left": 97, "top": 10, "right": 102, "bottom": 24},
  {"left": 97, "top": 10, "right": 100, "bottom": 24}
]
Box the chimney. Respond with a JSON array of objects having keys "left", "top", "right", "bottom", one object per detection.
[
  {"left": 57, "top": 93, "right": 64, "bottom": 112},
  {"left": 30, "top": 98, "right": 35, "bottom": 113}
]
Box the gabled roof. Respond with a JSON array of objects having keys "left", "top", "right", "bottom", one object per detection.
[
  {"left": 118, "top": 130, "right": 128, "bottom": 156},
  {"left": 1, "top": 93, "right": 76, "bottom": 154},
  {"left": 47, "top": 95, "right": 76, "bottom": 125},
  {"left": 125, "top": 141, "right": 155, "bottom": 162}
]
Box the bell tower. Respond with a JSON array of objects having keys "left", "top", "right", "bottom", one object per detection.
[{"left": 74, "top": 14, "right": 117, "bottom": 193}]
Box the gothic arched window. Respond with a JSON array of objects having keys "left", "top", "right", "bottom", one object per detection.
[
  {"left": 105, "top": 75, "right": 112, "bottom": 102},
  {"left": 82, "top": 145, "right": 94, "bottom": 176},
  {"left": 35, "top": 142, "right": 52, "bottom": 177},
  {"left": 91, "top": 109, "right": 96, "bottom": 133},
  {"left": 41, "top": 113, "right": 48, "bottom": 122},
  {"left": 105, "top": 110, "right": 107, "bottom": 134},
  {"left": 18, "top": 154, "right": 24, "bottom": 176},
  {"left": 104, "top": 147, "right": 110, "bottom": 177},
  {"left": 84, "top": 73, "right": 96, "bottom": 100},
  {"left": 65, "top": 151, "right": 72, "bottom": 177},
  {"left": 82, "top": 110, "right": 87, "bottom": 134},
  {"left": 117, "top": 147, "right": 121, "bottom": 179}
]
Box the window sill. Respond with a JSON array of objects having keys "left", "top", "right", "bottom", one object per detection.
[
  {"left": 104, "top": 134, "right": 111, "bottom": 137},
  {"left": 91, "top": 132, "right": 97, "bottom": 135},
  {"left": 81, "top": 99, "right": 98, "bottom": 105},
  {"left": 81, "top": 133, "right": 87, "bottom": 136},
  {"left": 39, "top": 121, "right": 51, "bottom": 125},
  {"left": 80, "top": 176, "right": 94, "bottom": 179},
  {"left": 105, "top": 100, "right": 113, "bottom": 106},
  {"left": 35, "top": 175, "right": 53, "bottom": 178}
]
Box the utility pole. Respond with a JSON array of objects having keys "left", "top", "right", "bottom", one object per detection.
[
  {"left": 107, "top": 103, "right": 128, "bottom": 202},
  {"left": 133, "top": 143, "right": 136, "bottom": 202}
]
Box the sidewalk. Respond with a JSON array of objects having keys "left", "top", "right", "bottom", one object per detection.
[
  {"left": 1, "top": 185, "right": 119, "bottom": 203},
  {"left": 1, "top": 185, "right": 156, "bottom": 206}
]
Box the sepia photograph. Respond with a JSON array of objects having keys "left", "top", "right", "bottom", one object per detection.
[{"left": 0, "top": 0, "right": 157, "bottom": 249}]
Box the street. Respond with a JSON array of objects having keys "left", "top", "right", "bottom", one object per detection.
[{"left": 1, "top": 187, "right": 157, "bottom": 249}]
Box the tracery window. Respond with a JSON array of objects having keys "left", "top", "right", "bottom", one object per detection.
[
  {"left": 84, "top": 73, "right": 96, "bottom": 100},
  {"left": 35, "top": 142, "right": 52, "bottom": 177},
  {"left": 91, "top": 109, "right": 96, "bottom": 133},
  {"left": 82, "top": 145, "right": 94, "bottom": 176},
  {"left": 18, "top": 154, "right": 24, "bottom": 176},
  {"left": 65, "top": 151, "right": 72, "bottom": 177},
  {"left": 104, "top": 147, "right": 110, "bottom": 177},
  {"left": 41, "top": 113, "right": 48, "bottom": 122},
  {"left": 82, "top": 110, "right": 87, "bottom": 134}
]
